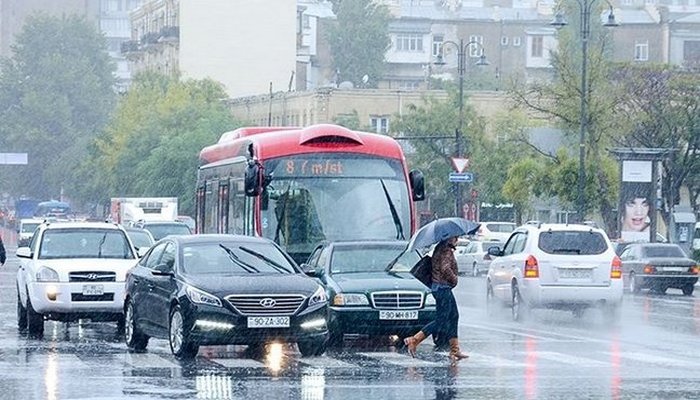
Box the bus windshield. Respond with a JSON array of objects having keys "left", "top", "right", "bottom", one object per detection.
[{"left": 261, "top": 154, "right": 411, "bottom": 259}]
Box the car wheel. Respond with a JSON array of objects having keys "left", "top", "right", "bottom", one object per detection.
[
  {"left": 17, "top": 289, "right": 27, "bottom": 332},
  {"left": 486, "top": 282, "right": 496, "bottom": 317},
  {"left": 125, "top": 300, "right": 149, "bottom": 351},
  {"left": 511, "top": 283, "right": 524, "bottom": 322},
  {"left": 629, "top": 272, "right": 640, "bottom": 294},
  {"left": 298, "top": 337, "right": 327, "bottom": 357},
  {"left": 26, "top": 295, "right": 44, "bottom": 337},
  {"left": 169, "top": 305, "right": 198, "bottom": 359},
  {"left": 682, "top": 284, "right": 695, "bottom": 296}
]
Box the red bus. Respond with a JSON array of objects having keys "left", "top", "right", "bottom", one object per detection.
[{"left": 196, "top": 124, "right": 424, "bottom": 263}]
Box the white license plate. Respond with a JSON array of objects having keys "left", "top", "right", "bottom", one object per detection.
[
  {"left": 559, "top": 269, "right": 592, "bottom": 279},
  {"left": 379, "top": 310, "right": 419, "bottom": 320},
  {"left": 247, "top": 316, "right": 290, "bottom": 328},
  {"left": 662, "top": 267, "right": 686, "bottom": 272},
  {"left": 82, "top": 284, "right": 104, "bottom": 296}
]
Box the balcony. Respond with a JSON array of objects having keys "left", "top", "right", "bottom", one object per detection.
[
  {"left": 159, "top": 26, "right": 180, "bottom": 43},
  {"left": 120, "top": 40, "right": 141, "bottom": 55}
]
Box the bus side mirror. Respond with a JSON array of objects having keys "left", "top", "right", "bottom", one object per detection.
[
  {"left": 409, "top": 170, "right": 425, "bottom": 201},
  {"left": 245, "top": 160, "right": 263, "bottom": 197}
]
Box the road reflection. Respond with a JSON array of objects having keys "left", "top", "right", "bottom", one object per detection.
[
  {"left": 524, "top": 336, "right": 538, "bottom": 400},
  {"left": 195, "top": 374, "right": 233, "bottom": 399},
  {"left": 300, "top": 367, "right": 325, "bottom": 400},
  {"left": 44, "top": 350, "right": 58, "bottom": 400},
  {"left": 609, "top": 332, "right": 621, "bottom": 400}
]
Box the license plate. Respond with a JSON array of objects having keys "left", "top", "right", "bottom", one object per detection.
[
  {"left": 82, "top": 284, "right": 104, "bottom": 296},
  {"left": 662, "top": 267, "right": 685, "bottom": 272},
  {"left": 247, "top": 316, "right": 290, "bottom": 328},
  {"left": 559, "top": 269, "right": 591, "bottom": 279},
  {"left": 379, "top": 310, "right": 419, "bottom": 320}
]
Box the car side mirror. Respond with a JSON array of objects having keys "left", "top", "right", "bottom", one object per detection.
[
  {"left": 487, "top": 246, "right": 502, "bottom": 257},
  {"left": 245, "top": 159, "right": 264, "bottom": 197},
  {"left": 16, "top": 247, "right": 33, "bottom": 259},
  {"left": 136, "top": 247, "right": 150, "bottom": 258},
  {"left": 409, "top": 169, "right": 425, "bottom": 201},
  {"left": 300, "top": 263, "right": 320, "bottom": 277}
]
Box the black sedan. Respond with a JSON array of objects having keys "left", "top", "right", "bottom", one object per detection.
[
  {"left": 303, "top": 241, "right": 436, "bottom": 346},
  {"left": 619, "top": 243, "right": 699, "bottom": 295},
  {"left": 124, "top": 234, "right": 329, "bottom": 359}
]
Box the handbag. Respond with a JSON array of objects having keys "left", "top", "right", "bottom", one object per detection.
[{"left": 410, "top": 255, "right": 432, "bottom": 288}]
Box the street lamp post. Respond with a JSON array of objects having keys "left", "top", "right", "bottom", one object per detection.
[
  {"left": 435, "top": 39, "right": 489, "bottom": 217},
  {"left": 551, "top": 1, "right": 618, "bottom": 222}
]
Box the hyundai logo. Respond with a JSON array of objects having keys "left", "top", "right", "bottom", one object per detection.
[
  {"left": 259, "top": 298, "right": 276, "bottom": 308},
  {"left": 86, "top": 273, "right": 98, "bottom": 281}
]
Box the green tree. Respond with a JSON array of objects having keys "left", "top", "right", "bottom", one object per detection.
[
  {"left": 328, "top": 0, "right": 390, "bottom": 88},
  {"left": 86, "top": 73, "right": 238, "bottom": 215},
  {"left": 0, "top": 14, "right": 116, "bottom": 201}
]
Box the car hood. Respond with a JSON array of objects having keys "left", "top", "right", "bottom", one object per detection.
[
  {"left": 183, "top": 273, "right": 321, "bottom": 298},
  {"left": 330, "top": 271, "right": 428, "bottom": 293},
  {"left": 39, "top": 258, "right": 137, "bottom": 281}
]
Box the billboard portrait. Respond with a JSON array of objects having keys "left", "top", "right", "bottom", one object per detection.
[{"left": 620, "top": 160, "right": 653, "bottom": 242}]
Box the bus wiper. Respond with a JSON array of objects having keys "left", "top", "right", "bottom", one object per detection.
[
  {"left": 218, "top": 244, "right": 259, "bottom": 273},
  {"left": 380, "top": 179, "right": 405, "bottom": 240},
  {"left": 238, "top": 246, "right": 292, "bottom": 274}
]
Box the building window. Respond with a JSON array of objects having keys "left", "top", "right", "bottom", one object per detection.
[
  {"left": 468, "top": 35, "right": 483, "bottom": 57},
  {"left": 396, "top": 34, "right": 424, "bottom": 52},
  {"left": 398, "top": 80, "right": 420, "bottom": 90},
  {"left": 432, "top": 34, "right": 444, "bottom": 57},
  {"left": 634, "top": 40, "right": 649, "bottom": 61},
  {"left": 302, "top": 14, "right": 311, "bottom": 29},
  {"left": 513, "top": 36, "right": 521, "bottom": 46},
  {"left": 531, "top": 36, "right": 544, "bottom": 58},
  {"left": 370, "top": 116, "right": 390, "bottom": 134},
  {"left": 501, "top": 36, "right": 509, "bottom": 46}
]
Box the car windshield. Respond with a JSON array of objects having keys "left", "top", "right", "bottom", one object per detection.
[
  {"left": 181, "top": 241, "right": 297, "bottom": 275},
  {"left": 39, "top": 228, "right": 134, "bottom": 259},
  {"left": 127, "top": 230, "right": 153, "bottom": 249},
  {"left": 486, "top": 223, "right": 515, "bottom": 233},
  {"left": 331, "top": 245, "right": 406, "bottom": 274},
  {"left": 643, "top": 245, "right": 686, "bottom": 258},
  {"left": 144, "top": 224, "right": 191, "bottom": 240},
  {"left": 538, "top": 231, "right": 608, "bottom": 255},
  {"left": 21, "top": 223, "right": 40, "bottom": 233}
]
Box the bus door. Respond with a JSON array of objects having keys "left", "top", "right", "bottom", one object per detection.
[
  {"left": 195, "top": 186, "right": 206, "bottom": 234},
  {"left": 218, "top": 180, "right": 229, "bottom": 233},
  {"left": 203, "top": 180, "right": 218, "bottom": 233}
]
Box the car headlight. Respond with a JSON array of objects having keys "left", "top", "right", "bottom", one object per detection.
[
  {"left": 332, "top": 293, "right": 369, "bottom": 306},
  {"left": 186, "top": 286, "right": 222, "bottom": 307},
  {"left": 424, "top": 293, "right": 436, "bottom": 307},
  {"left": 308, "top": 285, "right": 327, "bottom": 307},
  {"left": 36, "top": 266, "right": 59, "bottom": 282}
]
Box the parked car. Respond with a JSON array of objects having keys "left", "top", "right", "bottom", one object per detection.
[
  {"left": 132, "top": 220, "right": 192, "bottom": 241},
  {"left": 619, "top": 243, "right": 698, "bottom": 295},
  {"left": 124, "top": 234, "right": 328, "bottom": 359},
  {"left": 455, "top": 240, "right": 501, "bottom": 276},
  {"left": 476, "top": 221, "right": 516, "bottom": 242},
  {"left": 486, "top": 223, "right": 623, "bottom": 321},
  {"left": 302, "top": 240, "right": 436, "bottom": 346},
  {"left": 124, "top": 227, "right": 155, "bottom": 252},
  {"left": 15, "top": 221, "right": 138, "bottom": 336},
  {"left": 17, "top": 218, "right": 43, "bottom": 247}
]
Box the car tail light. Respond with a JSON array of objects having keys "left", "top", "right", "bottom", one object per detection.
[
  {"left": 643, "top": 265, "right": 656, "bottom": 274},
  {"left": 524, "top": 255, "right": 539, "bottom": 278},
  {"left": 690, "top": 266, "right": 699, "bottom": 275},
  {"left": 611, "top": 256, "right": 622, "bottom": 279}
]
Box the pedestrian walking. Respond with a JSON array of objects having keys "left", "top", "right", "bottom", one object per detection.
[
  {"left": 403, "top": 235, "right": 469, "bottom": 363},
  {"left": 0, "top": 234, "right": 6, "bottom": 266}
]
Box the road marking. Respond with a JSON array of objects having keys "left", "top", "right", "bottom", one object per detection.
[
  {"left": 467, "top": 352, "right": 526, "bottom": 368},
  {"left": 299, "top": 356, "right": 357, "bottom": 369},
  {"left": 358, "top": 352, "right": 440, "bottom": 367},
  {"left": 117, "top": 353, "right": 181, "bottom": 369},
  {"left": 605, "top": 352, "right": 700, "bottom": 368},
  {"left": 209, "top": 358, "right": 266, "bottom": 369},
  {"left": 534, "top": 351, "right": 607, "bottom": 366},
  {"left": 459, "top": 322, "right": 556, "bottom": 340}
]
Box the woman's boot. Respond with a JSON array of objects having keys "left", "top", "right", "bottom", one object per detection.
[
  {"left": 449, "top": 338, "right": 469, "bottom": 362},
  {"left": 403, "top": 331, "right": 426, "bottom": 358}
]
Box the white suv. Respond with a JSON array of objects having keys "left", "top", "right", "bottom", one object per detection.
[
  {"left": 486, "top": 223, "right": 623, "bottom": 321},
  {"left": 16, "top": 221, "right": 138, "bottom": 336}
]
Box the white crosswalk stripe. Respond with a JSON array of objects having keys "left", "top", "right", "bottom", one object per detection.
[
  {"left": 358, "top": 351, "right": 442, "bottom": 367},
  {"left": 534, "top": 351, "right": 608, "bottom": 366},
  {"left": 604, "top": 351, "right": 700, "bottom": 368},
  {"left": 208, "top": 358, "right": 266, "bottom": 368},
  {"left": 466, "top": 352, "right": 527, "bottom": 368},
  {"left": 299, "top": 356, "right": 358, "bottom": 369},
  {"left": 116, "top": 352, "right": 181, "bottom": 369}
]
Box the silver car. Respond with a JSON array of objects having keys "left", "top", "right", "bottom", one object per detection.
[{"left": 455, "top": 240, "right": 500, "bottom": 276}]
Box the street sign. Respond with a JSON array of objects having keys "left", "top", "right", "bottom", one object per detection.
[
  {"left": 0, "top": 153, "right": 27, "bottom": 165},
  {"left": 449, "top": 172, "right": 473, "bottom": 183},
  {"left": 451, "top": 157, "right": 470, "bottom": 173}
]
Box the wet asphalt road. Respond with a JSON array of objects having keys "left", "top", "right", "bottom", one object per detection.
[{"left": 1, "top": 242, "right": 700, "bottom": 399}]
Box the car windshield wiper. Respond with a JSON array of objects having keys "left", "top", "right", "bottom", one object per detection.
[
  {"left": 380, "top": 179, "right": 405, "bottom": 240},
  {"left": 238, "top": 246, "right": 292, "bottom": 274},
  {"left": 97, "top": 232, "right": 108, "bottom": 258},
  {"left": 218, "top": 244, "right": 259, "bottom": 273}
]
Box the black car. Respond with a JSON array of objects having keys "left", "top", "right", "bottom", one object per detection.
[
  {"left": 303, "top": 241, "right": 436, "bottom": 346},
  {"left": 133, "top": 221, "right": 192, "bottom": 241},
  {"left": 124, "top": 234, "right": 329, "bottom": 359},
  {"left": 619, "top": 243, "right": 699, "bottom": 295}
]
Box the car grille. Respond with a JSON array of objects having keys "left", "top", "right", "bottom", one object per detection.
[
  {"left": 371, "top": 291, "right": 424, "bottom": 309},
  {"left": 71, "top": 293, "right": 115, "bottom": 302},
  {"left": 225, "top": 295, "right": 306, "bottom": 316},
  {"left": 69, "top": 271, "right": 116, "bottom": 282}
]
